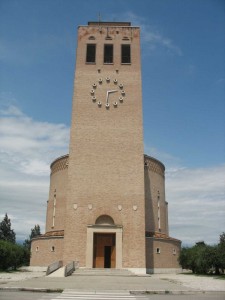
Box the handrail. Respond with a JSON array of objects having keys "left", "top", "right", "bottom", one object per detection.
[
  {"left": 64, "top": 261, "right": 75, "bottom": 277},
  {"left": 46, "top": 260, "right": 63, "bottom": 275}
]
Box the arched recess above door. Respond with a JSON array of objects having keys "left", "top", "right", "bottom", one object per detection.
[{"left": 95, "top": 215, "right": 114, "bottom": 226}]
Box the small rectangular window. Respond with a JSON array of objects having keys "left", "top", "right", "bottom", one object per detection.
[
  {"left": 104, "top": 44, "right": 113, "bottom": 64},
  {"left": 156, "top": 248, "right": 160, "bottom": 254},
  {"left": 121, "top": 44, "right": 131, "bottom": 64},
  {"left": 86, "top": 44, "right": 96, "bottom": 63}
]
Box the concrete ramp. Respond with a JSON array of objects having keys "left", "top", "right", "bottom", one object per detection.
[
  {"left": 47, "top": 266, "right": 65, "bottom": 277},
  {"left": 47, "top": 261, "right": 75, "bottom": 277}
]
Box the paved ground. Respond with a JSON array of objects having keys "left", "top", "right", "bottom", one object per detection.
[
  {"left": 154, "top": 273, "right": 225, "bottom": 292},
  {"left": 0, "top": 291, "right": 60, "bottom": 300},
  {"left": 0, "top": 268, "right": 224, "bottom": 296},
  {"left": 1, "top": 290, "right": 225, "bottom": 300}
]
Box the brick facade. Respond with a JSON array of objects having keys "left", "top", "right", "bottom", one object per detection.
[{"left": 30, "top": 21, "right": 181, "bottom": 274}]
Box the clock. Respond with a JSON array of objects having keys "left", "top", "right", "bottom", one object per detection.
[{"left": 90, "top": 77, "right": 126, "bottom": 108}]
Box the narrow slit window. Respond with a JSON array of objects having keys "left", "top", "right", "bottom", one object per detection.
[
  {"left": 104, "top": 44, "right": 113, "bottom": 63},
  {"left": 121, "top": 44, "right": 131, "bottom": 64},
  {"left": 52, "top": 194, "right": 56, "bottom": 228},
  {"left": 86, "top": 44, "right": 96, "bottom": 63},
  {"left": 157, "top": 193, "right": 161, "bottom": 231}
]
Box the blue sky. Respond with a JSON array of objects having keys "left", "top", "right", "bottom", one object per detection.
[{"left": 0, "top": 0, "right": 224, "bottom": 245}]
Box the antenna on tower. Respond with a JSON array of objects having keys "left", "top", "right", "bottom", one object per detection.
[
  {"left": 98, "top": 12, "right": 102, "bottom": 23},
  {"left": 98, "top": 12, "right": 102, "bottom": 32}
]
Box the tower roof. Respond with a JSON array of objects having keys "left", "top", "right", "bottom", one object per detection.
[{"left": 88, "top": 21, "right": 131, "bottom": 27}]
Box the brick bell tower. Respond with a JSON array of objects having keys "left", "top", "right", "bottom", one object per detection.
[{"left": 63, "top": 22, "right": 146, "bottom": 272}]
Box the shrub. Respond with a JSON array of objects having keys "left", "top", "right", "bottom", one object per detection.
[{"left": 0, "top": 240, "right": 29, "bottom": 270}]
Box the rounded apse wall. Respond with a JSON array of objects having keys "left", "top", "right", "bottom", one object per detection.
[
  {"left": 144, "top": 155, "right": 169, "bottom": 236},
  {"left": 45, "top": 155, "right": 69, "bottom": 233}
]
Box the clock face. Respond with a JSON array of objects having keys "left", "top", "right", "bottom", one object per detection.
[{"left": 90, "top": 77, "right": 126, "bottom": 108}]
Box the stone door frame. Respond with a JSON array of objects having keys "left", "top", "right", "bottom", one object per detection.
[{"left": 86, "top": 225, "right": 123, "bottom": 269}]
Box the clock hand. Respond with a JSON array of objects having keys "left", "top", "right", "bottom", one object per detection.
[{"left": 106, "top": 90, "right": 118, "bottom": 105}]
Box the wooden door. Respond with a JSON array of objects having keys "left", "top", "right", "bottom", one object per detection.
[{"left": 93, "top": 233, "right": 116, "bottom": 268}]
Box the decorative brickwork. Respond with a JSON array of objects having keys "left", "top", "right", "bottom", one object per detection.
[
  {"left": 145, "top": 231, "right": 181, "bottom": 242},
  {"left": 37, "top": 230, "right": 64, "bottom": 238},
  {"left": 50, "top": 155, "right": 69, "bottom": 175},
  {"left": 144, "top": 155, "right": 165, "bottom": 177}
]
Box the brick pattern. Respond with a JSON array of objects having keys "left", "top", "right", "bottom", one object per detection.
[
  {"left": 144, "top": 155, "right": 165, "bottom": 177},
  {"left": 45, "top": 167, "right": 68, "bottom": 233},
  {"left": 50, "top": 155, "right": 69, "bottom": 175},
  {"left": 30, "top": 22, "right": 181, "bottom": 272},
  {"left": 39, "top": 230, "right": 64, "bottom": 237},
  {"left": 30, "top": 237, "right": 64, "bottom": 266},
  {"left": 146, "top": 238, "right": 181, "bottom": 269},
  {"left": 63, "top": 23, "right": 146, "bottom": 268},
  {"left": 144, "top": 156, "right": 168, "bottom": 235}
]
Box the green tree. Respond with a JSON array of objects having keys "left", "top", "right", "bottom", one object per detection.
[
  {"left": 0, "top": 213, "right": 16, "bottom": 243},
  {"left": 179, "top": 247, "right": 192, "bottom": 270},
  {"left": 23, "top": 224, "right": 41, "bottom": 250},
  {"left": 219, "top": 232, "right": 225, "bottom": 244},
  {"left": 0, "top": 240, "right": 28, "bottom": 270},
  {"left": 179, "top": 235, "right": 225, "bottom": 275},
  {"left": 218, "top": 232, "right": 225, "bottom": 273},
  {"left": 197, "top": 244, "right": 219, "bottom": 274}
]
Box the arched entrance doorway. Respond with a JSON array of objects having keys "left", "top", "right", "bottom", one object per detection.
[
  {"left": 86, "top": 215, "right": 123, "bottom": 269},
  {"left": 94, "top": 215, "right": 115, "bottom": 268}
]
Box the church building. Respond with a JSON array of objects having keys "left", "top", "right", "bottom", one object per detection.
[{"left": 30, "top": 21, "right": 181, "bottom": 274}]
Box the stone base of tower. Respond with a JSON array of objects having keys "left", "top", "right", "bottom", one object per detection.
[
  {"left": 30, "top": 153, "right": 181, "bottom": 273},
  {"left": 30, "top": 232, "right": 181, "bottom": 274}
]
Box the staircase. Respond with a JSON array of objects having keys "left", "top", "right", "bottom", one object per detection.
[{"left": 72, "top": 268, "right": 136, "bottom": 276}]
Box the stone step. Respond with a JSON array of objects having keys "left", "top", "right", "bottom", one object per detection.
[{"left": 72, "top": 268, "right": 136, "bottom": 276}]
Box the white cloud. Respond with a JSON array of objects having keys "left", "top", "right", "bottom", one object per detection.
[
  {"left": 141, "top": 28, "right": 182, "bottom": 56},
  {"left": 145, "top": 146, "right": 225, "bottom": 245},
  {"left": 1, "top": 104, "right": 224, "bottom": 246},
  {"left": 166, "top": 164, "right": 225, "bottom": 245},
  {"left": 0, "top": 105, "right": 69, "bottom": 175},
  {"left": 0, "top": 104, "right": 69, "bottom": 241},
  {"left": 144, "top": 144, "right": 181, "bottom": 168},
  {"left": 115, "top": 11, "right": 182, "bottom": 56}
]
